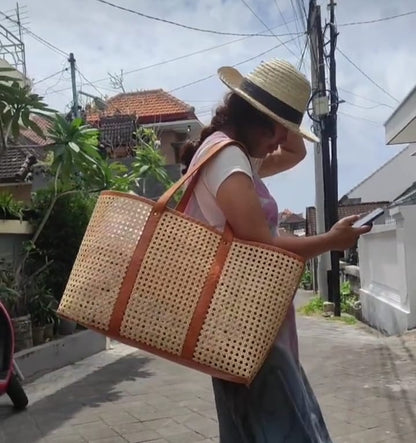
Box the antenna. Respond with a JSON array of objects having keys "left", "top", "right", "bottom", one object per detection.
[{"left": 0, "top": 3, "right": 28, "bottom": 76}]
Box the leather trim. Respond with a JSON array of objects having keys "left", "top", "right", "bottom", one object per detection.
[
  {"left": 175, "top": 171, "right": 200, "bottom": 212},
  {"left": 181, "top": 236, "right": 232, "bottom": 359},
  {"left": 156, "top": 140, "right": 248, "bottom": 213},
  {"left": 175, "top": 139, "right": 251, "bottom": 213},
  {"left": 108, "top": 210, "right": 161, "bottom": 335},
  {"left": 58, "top": 311, "right": 250, "bottom": 385},
  {"left": 100, "top": 191, "right": 305, "bottom": 264}
]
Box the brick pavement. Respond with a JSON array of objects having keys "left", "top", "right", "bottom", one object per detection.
[{"left": 2, "top": 298, "right": 416, "bottom": 442}]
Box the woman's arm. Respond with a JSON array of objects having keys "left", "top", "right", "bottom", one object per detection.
[
  {"left": 216, "top": 173, "right": 370, "bottom": 260},
  {"left": 258, "top": 132, "right": 307, "bottom": 178}
]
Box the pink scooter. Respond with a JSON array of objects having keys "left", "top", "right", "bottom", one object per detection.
[{"left": 0, "top": 301, "right": 28, "bottom": 409}]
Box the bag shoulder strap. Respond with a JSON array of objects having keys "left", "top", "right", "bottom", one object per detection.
[{"left": 154, "top": 139, "right": 247, "bottom": 213}]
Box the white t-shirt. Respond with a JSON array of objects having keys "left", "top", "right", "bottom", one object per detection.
[{"left": 185, "top": 131, "right": 262, "bottom": 231}]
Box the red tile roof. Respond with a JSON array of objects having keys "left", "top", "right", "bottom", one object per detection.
[
  {"left": 279, "top": 209, "right": 305, "bottom": 225},
  {"left": 86, "top": 89, "right": 197, "bottom": 124},
  {"left": 19, "top": 114, "right": 52, "bottom": 146}
]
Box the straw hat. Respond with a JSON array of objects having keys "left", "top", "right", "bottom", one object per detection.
[{"left": 218, "top": 59, "right": 319, "bottom": 142}]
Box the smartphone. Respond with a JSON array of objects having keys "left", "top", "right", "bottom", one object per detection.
[{"left": 353, "top": 208, "right": 385, "bottom": 228}]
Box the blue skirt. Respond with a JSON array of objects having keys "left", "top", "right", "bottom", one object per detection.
[{"left": 212, "top": 344, "right": 333, "bottom": 443}]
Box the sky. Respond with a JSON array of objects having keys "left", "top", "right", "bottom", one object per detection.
[{"left": 1, "top": 0, "right": 415, "bottom": 214}]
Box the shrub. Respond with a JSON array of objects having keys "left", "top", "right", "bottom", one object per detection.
[{"left": 28, "top": 189, "right": 96, "bottom": 302}]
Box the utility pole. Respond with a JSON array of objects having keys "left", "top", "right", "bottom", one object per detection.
[
  {"left": 328, "top": 0, "right": 341, "bottom": 315},
  {"left": 69, "top": 52, "right": 79, "bottom": 118},
  {"left": 307, "top": 0, "right": 330, "bottom": 301}
]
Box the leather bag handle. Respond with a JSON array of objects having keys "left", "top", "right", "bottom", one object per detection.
[{"left": 154, "top": 139, "right": 247, "bottom": 214}]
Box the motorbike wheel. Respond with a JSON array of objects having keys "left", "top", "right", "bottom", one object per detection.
[{"left": 7, "top": 373, "right": 28, "bottom": 410}]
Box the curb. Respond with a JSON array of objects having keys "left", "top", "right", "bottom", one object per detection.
[{"left": 15, "top": 329, "right": 109, "bottom": 382}]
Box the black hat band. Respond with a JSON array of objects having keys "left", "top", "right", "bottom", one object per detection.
[{"left": 240, "top": 79, "right": 303, "bottom": 125}]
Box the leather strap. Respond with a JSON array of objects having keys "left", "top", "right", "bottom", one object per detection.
[
  {"left": 181, "top": 234, "right": 232, "bottom": 359},
  {"left": 155, "top": 140, "right": 247, "bottom": 214},
  {"left": 108, "top": 140, "right": 244, "bottom": 335},
  {"left": 175, "top": 139, "right": 251, "bottom": 243}
]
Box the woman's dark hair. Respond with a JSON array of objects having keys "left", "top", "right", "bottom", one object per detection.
[{"left": 180, "top": 93, "right": 276, "bottom": 173}]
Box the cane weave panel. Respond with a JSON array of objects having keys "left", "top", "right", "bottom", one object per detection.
[
  {"left": 120, "top": 211, "right": 220, "bottom": 355},
  {"left": 58, "top": 194, "right": 152, "bottom": 330},
  {"left": 193, "top": 241, "right": 304, "bottom": 380}
]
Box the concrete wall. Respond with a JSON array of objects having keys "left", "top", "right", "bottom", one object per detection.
[
  {"left": 358, "top": 205, "right": 416, "bottom": 335},
  {"left": 0, "top": 220, "right": 34, "bottom": 264},
  {"left": 15, "top": 329, "right": 109, "bottom": 381},
  {"left": 159, "top": 130, "right": 178, "bottom": 165},
  {"left": 348, "top": 143, "right": 416, "bottom": 202}
]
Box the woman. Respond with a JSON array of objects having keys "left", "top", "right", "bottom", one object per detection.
[{"left": 181, "top": 59, "right": 370, "bottom": 443}]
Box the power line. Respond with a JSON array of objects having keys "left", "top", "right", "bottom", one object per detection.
[
  {"left": 342, "top": 99, "right": 393, "bottom": 110},
  {"left": 43, "top": 36, "right": 253, "bottom": 95},
  {"left": 339, "top": 9, "right": 416, "bottom": 27},
  {"left": 273, "top": 0, "right": 292, "bottom": 36},
  {"left": 338, "top": 111, "right": 381, "bottom": 125},
  {"left": 95, "top": 0, "right": 299, "bottom": 38},
  {"left": 240, "top": 0, "right": 299, "bottom": 58},
  {"left": 96, "top": 35, "right": 253, "bottom": 83},
  {"left": 169, "top": 34, "right": 301, "bottom": 93},
  {"left": 289, "top": 0, "right": 304, "bottom": 54},
  {"left": 298, "top": 38, "right": 309, "bottom": 71},
  {"left": 294, "top": 0, "right": 308, "bottom": 31},
  {"left": 337, "top": 47, "right": 399, "bottom": 103},
  {"left": 43, "top": 66, "right": 69, "bottom": 96},
  {"left": 337, "top": 87, "right": 394, "bottom": 108},
  {"left": 45, "top": 30, "right": 297, "bottom": 96},
  {"left": 0, "top": 10, "right": 68, "bottom": 57},
  {"left": 76, "top": 69, "right": 106, "bottom": 97},
  {"left": 33, "top": 68, "right": 68, "bottom": 85}
]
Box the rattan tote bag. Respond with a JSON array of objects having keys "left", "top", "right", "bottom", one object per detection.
[{"left": 58, "top": 140, "right": 305, "bottom": 384}]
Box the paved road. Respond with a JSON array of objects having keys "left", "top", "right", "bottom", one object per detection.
[{"left": 2, "top": 294, "right": 416, "bottom": 442}]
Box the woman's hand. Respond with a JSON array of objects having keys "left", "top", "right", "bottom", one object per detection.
[
  {"left": 258, "top": 131, "right": 307, "bottom": 178},
  {"left": 326, "top": 215, "right": 372, "bottom": 251},
  {"left": 216, "top": 173, "right": 373, "bottom": 260}
]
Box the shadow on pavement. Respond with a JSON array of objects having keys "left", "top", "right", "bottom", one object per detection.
[{"left": 0, "top": 353, "right": 152, "bottom": 442}]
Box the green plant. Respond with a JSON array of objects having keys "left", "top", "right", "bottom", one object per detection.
[
  {"left": 27, "top": 190, "right": 96, "bottom": 302},
  {"left": 340, "top": 280, "right": 357, "bottom": 312},
  {"left": 133, "top": 127, "right": 174, "bottom": 192},
  {"left": 0, "top": 261, "right": 24, "bottom": 316},
  {"left": 330, "top": 315, "right": 357, "bottom": 325},
  {"left": 298, "top": 294, "right": 357, "bottom": 325},
  {"left": 0, "top": 193, "right": 25, "bottom": 220},
  {"left": 300, "top": 269, "right": 312, "bottom": 289},
  {"left": 299, "top": 296, "right": 324, "bottom": 315},
  {"left": 0, "top": 67, "right": 54, "bottom": 151},
  {"left": 47, "top": 115, "right": 105, "bottom": 189},
  {"left": 27, "top": 279, "right": 57, "bottom": 327},
  {"left": 340, "top": 281, "right": 352, "bottom": 297},
  {"left": 16, "top": 116, "right": 105, "bottom": 279}
]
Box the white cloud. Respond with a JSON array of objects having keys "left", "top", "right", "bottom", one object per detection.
[{"left": 1, "top": 0, "right": 414, "bottom": 213}]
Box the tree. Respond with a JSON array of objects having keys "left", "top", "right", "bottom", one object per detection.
[
  {"left": 0, "top": 68, "right": 54, "bottom": 152},
  {"left": 133, "top": 127, "right": 174, "bottom": 194},
  {"left": 28, "top": 116, "right": 106, "bottom": 248}
]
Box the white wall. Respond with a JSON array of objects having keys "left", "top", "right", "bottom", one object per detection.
[
  {"left": 359, "top": 205, "right": 416, "bottom": 335},
  {"left": 0, "top": 59, "right": 29, "bottom": 86},
  {"left": 348, "top": 143, "right": 416, "bottom": 202}
]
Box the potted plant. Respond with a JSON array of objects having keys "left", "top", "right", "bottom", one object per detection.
[
  {"left": 0, "top": 260, "right": 33, "bottom": 351},
  {"left": 300, "top": 269, "right": 313, "bottom": 290},
  {"left": 27, "top": 284, "right": 57, "bottom": 345},
  {"left": 43, "top": 299, "right": 58, "bottom": 341}
]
